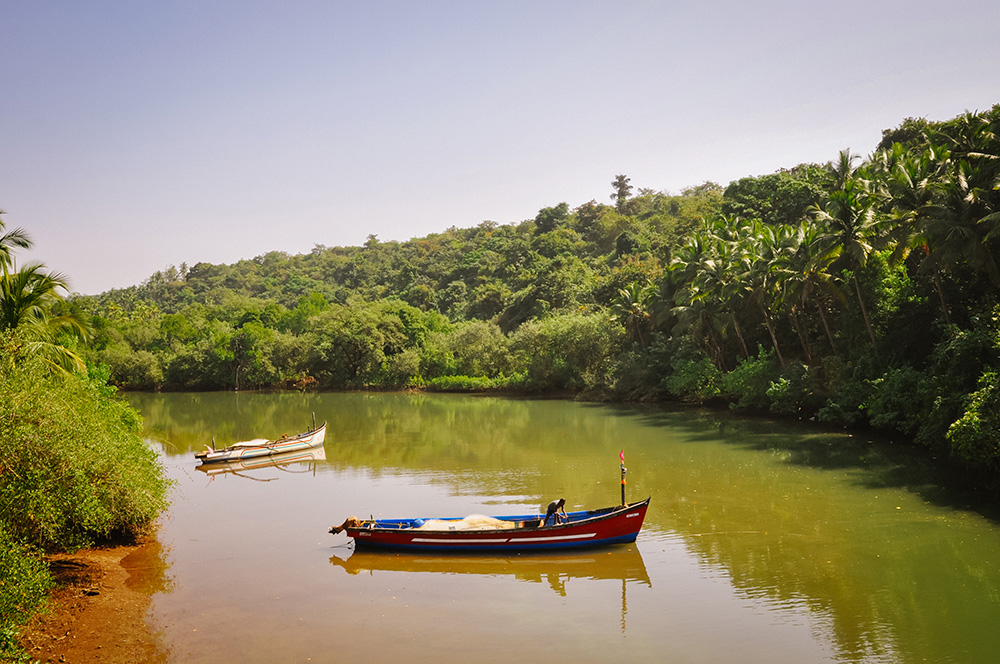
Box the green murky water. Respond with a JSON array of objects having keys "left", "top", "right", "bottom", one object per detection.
[{"left": 129, "top": 391, "right": 1000, "bottom": 664}]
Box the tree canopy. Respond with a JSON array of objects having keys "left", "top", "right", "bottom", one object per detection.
[{"left": 15, "top": 103, "right": 1000, "bottom": 482}]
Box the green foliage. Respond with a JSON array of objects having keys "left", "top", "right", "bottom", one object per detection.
[
  {"left": 816, "top": 358, "right": 873, "bottom": 427},
  {"left": 21, "top": 104, "right": 999, "bottom": 484},
  {"left": 912, "top": 324, "right": 1000, "bottom": 447},
  {"left": 427, "top": 375, "right": 497, "bottom": 392},
  {"left": 947, "top": 372, "right": 1000, "bottom": 472},
  {"left": 864, "top": 366, "right": 927, "bottom": 436},
  {"left": 722, "top": 164, "right": 830, "bottom": 226},
  {"left": 98, "top": 341, "right": 164, "bottom": 390},
  {"left": 0, "top": 330, "right": 171, "bottom": 661},
  {"left": 0, "top": 525, "right": 52, "bottom": 661},
  {"left": 509, "top": 311, "right": 622, "bottom": 391},
  {"left": 0, "top": 332, "right": 171, "bottom": 551},
  {"left": 766, "top": 361, "right": 825, "bottom": 416},
  {"left": 661, "top": 339, "right": 722, "bottom": 402},
  {"left": 534, "top": 203, "right": 569, "bottom": 235},
  {"left": 720, "top": 347, "right": 781, "bottom": 410},
  {"left": 1, "top": 216, "right": 89, "bottom": 372}
]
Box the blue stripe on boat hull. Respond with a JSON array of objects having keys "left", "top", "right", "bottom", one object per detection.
[{"left": 351, "top": 533, "right": 640, "bottom": 553}]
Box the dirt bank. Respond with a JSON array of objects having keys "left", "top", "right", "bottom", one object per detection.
[{"left": 18, "top": 543, "right": 167, "bottom": 664}]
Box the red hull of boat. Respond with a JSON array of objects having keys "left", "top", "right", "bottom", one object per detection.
[{"left": 344, "top": 498, "right": 650, "bottom": 553}]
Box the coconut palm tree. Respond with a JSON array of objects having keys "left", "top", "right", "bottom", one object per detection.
[
  {"left": 0, "top": 262, "right": 88, "bottom": 371},
  {"left": 0, "top": 214, "right": 32, "bottom": 271},
  {"left": 881, "top": 145, "right": 955, "bottom": 324},
  {"left": 1, "top": 215, "right": 89, "bottom": 371},
  {"left": 668, "top": 226, "right": 734, "bottom": 368},
  {"left": 923, "top": 159, "right": 1000, "bottom": 287},
  {"left": 738, "top": 220, "right": 792, "bottom": 369},
  {"left": 610, "top": 281, "right": 655, "bottom": 346},
  {"left": 611, "top": 175, "right": 633, "bottom": 212},
  {"left": 828, "top": 149, "right": 860, "bottom": 191},
  {"left": 782, "top": 219, "right": 842, "bottom": 358},
  {"left": 811, "top": 179, "right": 881, "bottom": 348},
  {"left": 700, "top": 216, "right": 753, "bottom": 359}
]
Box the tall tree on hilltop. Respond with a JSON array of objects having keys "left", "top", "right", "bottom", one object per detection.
[{"left": 611, "top": 175, "right": 632, "bottom": 212}]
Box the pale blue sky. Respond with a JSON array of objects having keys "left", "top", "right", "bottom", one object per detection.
[{"left": 3, "top": 1, "right": 998, "bottom": 294}]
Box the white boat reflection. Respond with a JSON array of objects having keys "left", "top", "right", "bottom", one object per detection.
[{"left": 195, "top": 445, "right": 326, "bottom": 478}]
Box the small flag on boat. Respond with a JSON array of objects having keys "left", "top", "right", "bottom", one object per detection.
[{"left": 620, "top": 449, "right": 625, "bottom": 463}]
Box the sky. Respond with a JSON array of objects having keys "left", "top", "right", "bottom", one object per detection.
[{"left": 2, "top": 1, "right": 999, "bottom": 295}]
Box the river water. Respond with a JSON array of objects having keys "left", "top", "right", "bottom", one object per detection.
[{"left": 128, "top": 391, "right": 1000, "bottom": 664}]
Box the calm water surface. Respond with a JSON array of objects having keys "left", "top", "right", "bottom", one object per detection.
[{"left": 129, "top": 392, "right": 1000, "bottom": 664}]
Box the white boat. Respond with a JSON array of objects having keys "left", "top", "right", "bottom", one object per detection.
[
  {"left": 195, "top": 445, "right": 327, "bottom": 475},
  {"left": 195, "top": 421, "right": 326, "bottom": 464}
]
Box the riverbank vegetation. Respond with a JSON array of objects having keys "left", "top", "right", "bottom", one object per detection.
[
  {"left": 0, "top": 223, "right": 171, "bottom": 661},
  {"left": 72, "top": 106, "right": 1000, "bottom": 482},
  {"left": 2, "top": 102, "right": 998, "bottom": 659}
]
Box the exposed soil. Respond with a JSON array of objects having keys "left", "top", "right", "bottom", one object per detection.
[{"left": 17, "top": 543, "right": 167, "bottom": 664}]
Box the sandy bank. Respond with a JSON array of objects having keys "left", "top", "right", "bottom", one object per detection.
[{"left": 18, "top": 543, "right": 167, "bottom": 664}]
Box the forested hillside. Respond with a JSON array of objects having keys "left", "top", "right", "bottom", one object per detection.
[{"left": 65, "top": 106, "right": 1000, "bottom": 479}]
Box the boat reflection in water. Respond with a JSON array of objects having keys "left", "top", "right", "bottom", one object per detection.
[
  {"left": 195, "top": 445, "right": 327, "bottom": 478},
  {"left": 329, "top": 546, "right": 651, "bottom": 597}
]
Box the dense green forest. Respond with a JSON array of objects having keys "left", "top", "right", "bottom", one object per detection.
[{"left": 48, "top": 105, "right": 1000, "bottom": 484}]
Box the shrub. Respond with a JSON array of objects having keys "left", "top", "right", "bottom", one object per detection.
[
  {"left": 509, "top": 311, "right": 621, "bottom": 391},
  {"left": 864, "top": 366, "right": 926, "bottom": 436},
  {"left": 947, "top": 372, "right": 1000, "bottom": 473},
  {"left": 662, "top": 356, "right": 720, "bottom": 402},
  {"left": 0, "top": 526, "right": 52, "bottom": 662},
  {"left": 817, "top": 357, "right": 873, "bottom": 427},
  {"left": 720, "top": 347, "right": 780, "bottom": 410},
  {"left": 0, "top": 335, "right": 171, "bottom": 551},
  {"left": 426, "top": 375, "right": 496, "bottom": 392},
  {"left": 766, "top": 361, "right": 825, "bottom": 416}
]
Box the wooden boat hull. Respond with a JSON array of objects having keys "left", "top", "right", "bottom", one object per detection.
[
  {"left": 195, "top": 422, "right": 326, "bottom": 464},
  {"left": 341, "top": 498, "right": 650, "bottom": 553}
]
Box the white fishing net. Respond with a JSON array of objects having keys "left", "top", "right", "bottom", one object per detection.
[{"left": 414, "top": 515, "right": 517, "bottom": 531}]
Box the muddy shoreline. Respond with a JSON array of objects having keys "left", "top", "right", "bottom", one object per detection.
[{"left": 18, "top": 542, "right": 166, "bottom": 664}]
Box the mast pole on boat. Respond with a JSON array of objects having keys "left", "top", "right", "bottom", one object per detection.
[{"left": 620, "top": 449, "right": 627, "bottom": 506}]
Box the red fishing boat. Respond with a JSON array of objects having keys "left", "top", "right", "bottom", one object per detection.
[{"left": 329, "top": 497, "right": 650, "bottom": 553}]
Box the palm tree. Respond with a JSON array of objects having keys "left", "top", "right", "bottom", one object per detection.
[
  {"left": 923, "top": 159, "right": 1000, "bottom": 287},
  {"left": 611, "top": 175, "right": 632, "bottom": 212},
  {"left": 828, "top": 149, "right": 860, "bottom": 191},
  {"left": 811, "top": 179, "right": 880, "bottom": 348},
  {"left": 0, "top": 262, "right": 88, "bottom": 371},
  {"left": 1, "top": 215, "right": 89, "bottom": 371},
  {"left": 882, "top": 145, "right": 955, "bottom": 324},
  {"left": 668, "top": 228, "right": 729, "bottom": 368},
  {"left": 700, "top": 216, "right": 752, "bottom": 359},
  {"left": 0, "top": 213, "right": 32, "bottom": 271},
  {"left": 610, "top": 281, "right": 655, "bottom": 346},
  {"left": 782, "top": 220, "right": 841, "bottom": 359},
  {"left": 736, "top": 220, "right": 791, "bottom": 370}
]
